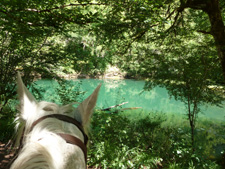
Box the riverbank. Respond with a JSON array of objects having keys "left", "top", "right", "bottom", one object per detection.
[{"left": 56, "top": 65, "right": 127, "bottom": 80}]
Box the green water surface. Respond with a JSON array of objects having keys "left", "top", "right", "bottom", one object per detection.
[{"left": 34, "top": 79, "right": 225, "bottom": 121}]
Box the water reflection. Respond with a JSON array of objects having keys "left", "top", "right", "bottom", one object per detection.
[{"left": 35, "top": 79, "right": 225, "bottom": 121}]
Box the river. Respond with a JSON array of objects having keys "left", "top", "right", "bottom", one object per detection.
[{"left": 35, "top": 79, "right": 225, "bottom": 121}]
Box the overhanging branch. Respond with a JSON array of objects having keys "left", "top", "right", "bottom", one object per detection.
[
  {"left": 165, "top": 0, "right": 209, "bottom": 33},
  {"left": 185, "top": 0, "right": 207, "bottom": 11},
  {"left": 166, "top": 9, "right": 182, "bottom": 33},
  {"left": 25, "top": 3, "right": 106, "bottom": 13},
  {"left": 197, "top": 30, "right": 212, "bottom": 35}
]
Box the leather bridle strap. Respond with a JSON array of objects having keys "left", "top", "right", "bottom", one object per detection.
[
  {"left": 57, "top": 133, "right": 87, "bottom": 164},
  {"left": 29, "top": 114, "right": 88, "bottom": 164},
  {"left": 30, "top": 114, "right": 88, "bottom": 145}
]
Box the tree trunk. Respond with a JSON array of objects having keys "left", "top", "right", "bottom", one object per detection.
[
  {"left": 184, "top": 0, "right": 225, "bottom": 82},
  {"left": 204, "top": 0, "right": 225, "bottom": 82},
  {"left": 187, "top": 95, "right": 195, "bottom": 151},
  {"left": 190, "top": 120, "right": 195, "bottom": 150}
]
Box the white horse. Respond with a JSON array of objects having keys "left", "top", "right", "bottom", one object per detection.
[{"left": 10, "top": 73, "right": 101, "bottom": 169}]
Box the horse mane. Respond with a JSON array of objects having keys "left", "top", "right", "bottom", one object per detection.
[{"left": 11, "top": 142, "right": 54, "bottom": 169}]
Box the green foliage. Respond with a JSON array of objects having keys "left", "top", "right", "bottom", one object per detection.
[
  {"left": 89, "top": 111, "right": 165, "bottom": 168},
  {"left": 0, "top": 0, "right": 109, "bottom": 114},
  {"left": 100, "top": 3, "right": 225, "bottom": 147},
  {"left": 0, "top": 78, "right": 224, "bottom": 168},
  {"left": 88, "top": 111, "right": 223, "bottom": 168},
  {"left": 142, "top": 32, "right": 225, "bottom": 147},
  {"left": 56, "top": 79, "right": 85, "bottom": 105},
  {"left": 62, "top": 35, "right": 108, "bottom": 76},
  {"left": 30, "top": 79, "right": 85, "bottom": 105},
  {"left": 0, "top": 1, "right": 225, "bottom": 167},
  {"left": 0, "top": 99, "right": 17, "bottom": 142}
]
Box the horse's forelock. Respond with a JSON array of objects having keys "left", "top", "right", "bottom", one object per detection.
[{"left": 38, "top": 101, "right": 59, "bottom": 114}]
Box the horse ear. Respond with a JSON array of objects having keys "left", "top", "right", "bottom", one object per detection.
[
  {"left": 77, "top": 84, "right": 101, "bottom": 125},
  {"left": 17, "top": 72, "right": 37, "bottom": 120}
]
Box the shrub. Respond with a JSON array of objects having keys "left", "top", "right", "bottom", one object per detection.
[{"left": 88, "top": 111, "right": 222, "bottom": 168}]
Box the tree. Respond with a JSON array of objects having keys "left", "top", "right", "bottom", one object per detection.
[
  {"left": 173, "top": 0, "right": 225, "bottom": 82},
  {"left": 90, "top": 0, "right": 225, "bottom": 148},
  {"left": 143, "top": 35, "right": 224, "bottom": 148},
  {"left": 93, "top": 0, "right": 225, "bottom": 83},
  {"left": 0, "top": 0, "right": 106, "bottom": 113}
]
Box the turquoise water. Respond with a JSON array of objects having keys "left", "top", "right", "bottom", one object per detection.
[{"left": 35, "top": 79, "right": 225, "bottom": 121}]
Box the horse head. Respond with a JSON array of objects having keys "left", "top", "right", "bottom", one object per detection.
[{"left": 11, "top": 73, "right": 101, "bottom": 169}]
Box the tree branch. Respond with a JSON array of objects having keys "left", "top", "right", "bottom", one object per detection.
[
  {"left": 101, "top": 102, "right": 128, "bottom": 111},
  {"left": 0, "top": 8, "right": 45, "bottom": 27},
  {"left": 0, "top": 8, "right": 20, "bottom": 23},
  {"left": 197, "top": 30, "right": 212, "bottom": 35},
  {"left": 185, "top": 0, "right": 208, "bottom": 11},
  {"left": 165, "top": 0, "right": 209, "bottom": 33},
  {"left": 25, "top": 3, "right": 106, "bottom": 13},
  {"left": 165, "top": 9, "right": 182, "bottom": 33},
  {"left": 0, "top": 4, "right": 93, "bottom": 29},
  {"left": 166, "top": 8, "right": 176, "bottom": 20}
]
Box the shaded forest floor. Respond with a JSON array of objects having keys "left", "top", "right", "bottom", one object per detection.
[{"left": 0, "top": 142, "right": 17, "bottom": 169}]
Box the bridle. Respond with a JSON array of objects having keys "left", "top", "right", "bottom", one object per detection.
[{"left": 20, "top": 114, "right": 88, "bottom": 164}]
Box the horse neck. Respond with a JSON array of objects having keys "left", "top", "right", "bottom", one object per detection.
[
  {"left": 11, "top": 103, "right": 87, "bottom": 169},
  {"left": 11, "top": 127, "right": 86, "bottom": 169},
  {"left": 10, "top": 142, "right": 55, "bottom": 169}
]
